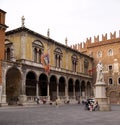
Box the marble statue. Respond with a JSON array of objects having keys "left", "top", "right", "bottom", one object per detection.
[
  {"left": 96, "top": 61, "right": 104, "bottom": 82},
  {"left": 21, "top": 16, "right": 25, "bottom": 27}
]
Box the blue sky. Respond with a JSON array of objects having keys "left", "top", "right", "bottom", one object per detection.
[{"left": 1, "top": 0, "right": 120, "bottom": 45}]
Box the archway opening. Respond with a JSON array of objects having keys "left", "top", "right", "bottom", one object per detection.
[
  {"left": 59, "top": 77, "right": 65, "bottom": 97},
  {"left": 75, "top": 79, "right": 80, "bottom": 100},
  {"left": 39, "top": 74, "right": 48, "bottom": 96},
  {"left": 6, "top": 67, "right": 21, "bottom": 105},
  {"left": 68, "top": 78, "right": 73, "bottom": 97},
  {"left": 50, "top": 75, "right": 57, "bottom": 101},
  {"left": 26, "top": 71, "right": 37, "bottom": 96},
  {"left": 81, "top": 81, "right": 85, "bottom": 98},
  {"left": 86, "top": 81, "right": 91, "bottom": 97}
]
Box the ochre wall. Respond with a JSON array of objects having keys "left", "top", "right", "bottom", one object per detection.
[{"left": 6, "top": 30, "right": 93, "bottom": 73}]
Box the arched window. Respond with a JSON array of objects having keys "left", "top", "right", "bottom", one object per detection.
[
  {"left": 108, "top": 65, "right": 112, "bottom": 72},
  {"left": 97, "top": 51, "right": 102, "bottom": 57},
  {"left": 34, "top": 48, "right": 37, "bottom": 62},
  {"left": 71, "top": 54, "right": 78, "bottom": 72},
  {"left": 32, "top": 40, "right": 44, "bottom": 63},
  {"left": 109, "top": 78, "right": 113, "bottom": 85},
  {"left": 54, "top": 48, "right": 63, "bottom": 68},
  {"left": 108, "top": 49, "right": 113, "bottom": 56},
  {"left": 5, "top": 40, "right": 14, "bottom": 61},
  {"left": 84, "top": 58, "right": 89, "bottom": 74},
  {"left": 118, "top": 78, "right": 120, "bottom": 84},
  {"left": 38, "top": 49, "right": 42, "bottom": 63},
  {"left": 6, "top": 48, "right": 11, "bottom": 60}
]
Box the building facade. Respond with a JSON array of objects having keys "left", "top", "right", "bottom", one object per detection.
[
  {"left": 0, "top": 9, "right": 8, "bottom": 85},
  {"left": 71, "top": 32, "right": 120, "bottom": 104},
  {"left": 0, "top": 22, "right": 93, "bottom": 105},
  {"left": 0, "top": 9, "right": 8, "bottom": 105}
]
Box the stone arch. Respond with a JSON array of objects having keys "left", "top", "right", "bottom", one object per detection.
[
  {"left": 68, "top": 78, "right": 74, "bottom": 97},
  {"left": 32, "top": 40, "right": 44, "bottom": 63},
  {"left": 39, "top": 73, "right": 48, "bottom": 96},
  {"left": 6, "top": 66, "right": 21, "bottom": 105},
  {"left": 49, "top": 75, "right": 57, "bottom": 101},
  {"left": 32, "top": 40, "right": 44, "bottom": 48},
  {"left": 59, "top": 76, "right": 66, "bottom": 97},
  {"left": 54, "top": 47, "right": 63, "bottom": 54},
  {"left": 26, "top": 71, "right": 37, "bottom": 96}
]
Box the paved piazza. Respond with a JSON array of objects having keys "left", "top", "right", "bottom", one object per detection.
[{"left": 0, "top": 104, "right": 119, "bottom": 125}]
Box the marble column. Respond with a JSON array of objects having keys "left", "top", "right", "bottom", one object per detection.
[
  {"left": 65, "top": 83, "right": 68, "bottom": 99},
  {"left": 37, "top": 48, "right": 39, "bottom": 63},
  {"left": 57, "top": 83, "right": 59, "bottom": 98},
  {"left": 36, "top": 81, "right": 39, "bottom": 97},
  {"left": 47, "top": 83, "right": 50, "bottom": 101},
  {"left": 73, "top": 84, "right": 75, "bottom": 99},
  {"left": 19, "top": 69, "right": 27, "bottom": 105}
]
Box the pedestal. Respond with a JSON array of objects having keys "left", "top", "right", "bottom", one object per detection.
[
  {"left": 19, "top": 95, "right": 27, "bottom": 105},
  {"left": 95, "top": 82, "right": 111, "bottom": 111},
  {"left": 47, "top": 96, "right": 50, "bottom": 101}
]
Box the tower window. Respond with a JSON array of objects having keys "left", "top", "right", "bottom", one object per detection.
[
  {"left": 108, "top": 49, "right": 113, "bottom": 56},
  {"left": 97, "top": 51, "right": 102, "bottom": 57},
  {"left": 109, "top": 78, "right": 113, "bottom": 85},
  {"left": 108, "top": 65, "right": 112, "bottom": 71},
  {"left": 118, "top": 78, "right": 120, "bottom": 84}
]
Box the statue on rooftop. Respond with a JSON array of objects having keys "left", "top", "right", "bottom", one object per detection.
[{"left": 21, "top": 16, "right": 25, "bottom": 27}]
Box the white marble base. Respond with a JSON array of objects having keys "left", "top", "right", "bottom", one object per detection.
[{"left": 95, "top": 81, "right": 111, "bottom": 111}]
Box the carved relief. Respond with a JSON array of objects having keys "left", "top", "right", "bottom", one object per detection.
[{"left": 106, "top": 85, "right": 120, "bottom": 97}]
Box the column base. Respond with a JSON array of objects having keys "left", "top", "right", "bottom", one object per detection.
[
  {"left": 47, "top": 96, "right": 50, "bottom": 101},
  {"left": 99, "top": 104, "right": 111, "bottom": 111},
  {"left": 19, "top": 95, "right": 27, "bottom": 105},
  {"left": 96, "top": 98, "right": 111, "bottom": 111}
]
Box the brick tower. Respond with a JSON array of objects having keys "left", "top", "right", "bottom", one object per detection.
[{"left": 0, "top": 9, "right": 8, "bottom": 86}]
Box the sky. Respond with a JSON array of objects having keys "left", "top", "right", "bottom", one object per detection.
[{"left": 1, "top": 0, "right": 120, "bottom": 46}]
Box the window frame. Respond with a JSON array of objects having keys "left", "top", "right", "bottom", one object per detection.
[
  {"left": 97, "top": 50, "right": 102, "bottom": 58},
  {"left": 108, "top": 77, "right": 113, "bottom": 85},
  {"left": 32, "top": 40, "right": 44, "bottom": 63},
  {"left": 108, "top": 49, "right": 113, "bottom": 56}
]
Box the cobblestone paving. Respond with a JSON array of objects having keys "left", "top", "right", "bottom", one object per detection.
[{"left": 0, "top": 104, "right": 119, "bottom": 125}]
